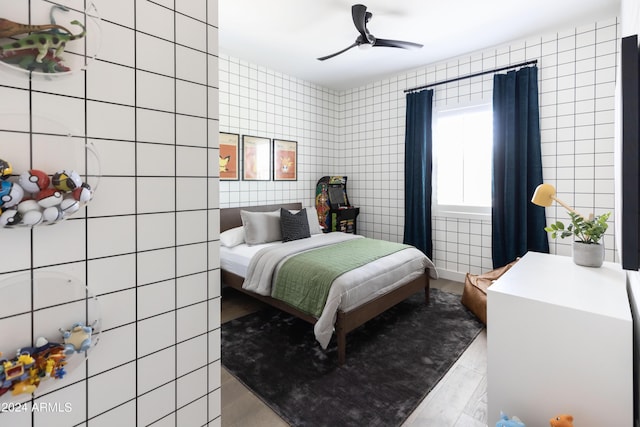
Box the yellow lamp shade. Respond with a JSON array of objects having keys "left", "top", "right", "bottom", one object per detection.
[
  {"left": 531, "top": 183, "right": 580, "bottom": 216},
  {"left": 531, "top": 183, "right": 556, "bottom": 207}
]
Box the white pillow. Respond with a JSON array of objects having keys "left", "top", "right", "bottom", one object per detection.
[
  {"left": 240, "top": 210, "right": 282, "bottom": 245},
  {"left": 304, "top": 208, "right": 323, "bottom": 235},
  {"left": 220, "top": 226, "right": 245, "bottom": 247},
  {"left": 289, "top": 208, "right": 323, "bottom": 235}
]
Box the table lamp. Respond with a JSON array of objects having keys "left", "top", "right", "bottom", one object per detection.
[{"left": 531, "top": 183, "right": 581, "bottom": 217}]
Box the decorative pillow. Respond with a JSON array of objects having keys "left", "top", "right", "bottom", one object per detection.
[
  {"left": 304, "top": 208, "right": 323, "bottom": 235},
  {"left": 220, "top": 226, "right": 245, "bottom": 247},
  {"left": 290, "top": 208, "right": 323, "bottom": 235},
  {"left": 280, "top": 208, "right": 311, "bottom": 242},
  {"left": 240, "top": 210, "right": 282, "bottom": 245}
]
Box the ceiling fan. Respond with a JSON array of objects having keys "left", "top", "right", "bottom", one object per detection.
[{"left": 317, "top": 4, "right": 423, "bottom": 61}]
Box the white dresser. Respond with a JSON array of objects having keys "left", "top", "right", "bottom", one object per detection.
[{"left": 487, "top": 251, "right": 632, "bottom": 427}]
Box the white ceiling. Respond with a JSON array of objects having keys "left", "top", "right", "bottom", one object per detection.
[{"left": 219, "top": 0, "right": 621, "bottom": 91}]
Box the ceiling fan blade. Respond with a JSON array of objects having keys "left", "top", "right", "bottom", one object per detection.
[
  {"left": 351, "top": 4, "right": 370, "bottom": 41},
  {"left": 374, "top": 38, "right": 423, "bottom": 49},
  {"left": 317, "top": 42, "right": 358, "bottom": 61},
  {"left": 318, "top": 5, "right": 421, "bottom": 60}
]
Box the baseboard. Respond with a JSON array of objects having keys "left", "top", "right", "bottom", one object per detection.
[{"left": 436, "top": 269, "right": 465, "bottom": 283}]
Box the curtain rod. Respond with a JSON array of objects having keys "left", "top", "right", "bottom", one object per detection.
[{"left": 403, "top": 59, "right": 538, "bottom": 94}]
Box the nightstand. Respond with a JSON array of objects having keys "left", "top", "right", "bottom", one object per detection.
[{"left": 487, "top": 251, "right": 632, "bottom": 426}]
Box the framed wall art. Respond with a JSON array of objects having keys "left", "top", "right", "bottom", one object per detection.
[
  {"left": 219, "top": 132, "right": 239, "bottom": 180},
  {"left": 273, "top": 139, "right": 297, "bottom": 181},
  {"left": 242, "top": 135, "right": 271, "bottom": 181}
]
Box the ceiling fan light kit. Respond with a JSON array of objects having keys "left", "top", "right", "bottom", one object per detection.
[{"left": 317, "top": 3, "right": 423, "bottom": 61}]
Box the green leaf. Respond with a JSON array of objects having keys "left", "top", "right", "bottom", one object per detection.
[{"left": 543, "top": 211, "right": 611, "bottom": 243}]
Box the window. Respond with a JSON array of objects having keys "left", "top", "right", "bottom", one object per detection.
[{"left": 432, "top": 101, "right": 493, "bottom": 219}]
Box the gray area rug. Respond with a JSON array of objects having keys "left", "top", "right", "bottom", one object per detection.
[{"left": 222, "top": 288, "right": 484, "bottom": 427}]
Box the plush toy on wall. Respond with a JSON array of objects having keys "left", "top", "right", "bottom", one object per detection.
[
  {"left": 550, "top": 414, "right": 574, "bottom": 427},
  {"left": 496, "top": 412, "right": 525, "bottom": 427}
]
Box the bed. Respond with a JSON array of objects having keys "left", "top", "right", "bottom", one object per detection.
[{"left": 220, "top": 202, "right": 437, "bottom": 364}]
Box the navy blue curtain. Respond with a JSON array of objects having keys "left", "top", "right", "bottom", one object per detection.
[
  {"left": 404, "top": 89, "right": 433, "bottom": 258},
  {"left": 492, "top": 66, "right": 549, "bottom": 268}
]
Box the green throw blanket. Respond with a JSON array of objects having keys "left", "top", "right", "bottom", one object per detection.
[{"left": 272, "top": 238, "right": 411, "bottom": 317}]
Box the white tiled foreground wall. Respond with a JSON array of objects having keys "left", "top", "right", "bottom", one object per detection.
[
  {"left": 221, "top": 16, "right": 619, "bottom": 278},
  {"left": 0, "top": 1, "right": 221, "bottom": 426}
]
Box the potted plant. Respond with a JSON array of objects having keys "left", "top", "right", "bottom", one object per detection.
[{"left": 544, "top": 211, "right": 610, "bottom": 267}]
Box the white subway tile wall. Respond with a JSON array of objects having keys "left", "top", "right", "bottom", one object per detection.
[
  {"left": 339, "top": 18, "right": 620, "bottom": 277},
  {"left": 0, "top": 0, "right": 220, "bottom": 426},
  {"left": 220, "top": 17, "right": 619, "bottom": 278},
  {"left": 218, "top": 54, "right": 340, "bottom": 208}
]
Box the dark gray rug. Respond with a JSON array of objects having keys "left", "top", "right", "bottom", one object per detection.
[{"left": 221, "top": 288, "right": 484, "bottom": 427}]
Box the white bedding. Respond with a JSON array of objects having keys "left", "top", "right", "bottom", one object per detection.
[
  {"left": 220, "top": 234, "right": 326, "bottom": 277},
  {"left": 220, "top": 233, "right": 438, "bottom": 349}
]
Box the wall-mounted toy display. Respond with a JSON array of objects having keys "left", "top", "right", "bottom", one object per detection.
[
  {"left": 0, "top": 2, "right": 101, "bottom": 79},
  {"left": 0, "top": 321, "right": 96, "bottom": 397},
  {"left": 0, "top": 271, "right": 101, "bottom": 401},
  {"left": 0, "top": 158, "right": 95, "bottom": 228}
]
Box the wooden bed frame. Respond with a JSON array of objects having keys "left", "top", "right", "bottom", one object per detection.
[{"left": 220, "top": 202, "right": 430, "bottom": 365}]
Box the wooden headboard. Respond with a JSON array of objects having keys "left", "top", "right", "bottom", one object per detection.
[{"left": 220, "top": 202, "right": 303, "bottom": 232}]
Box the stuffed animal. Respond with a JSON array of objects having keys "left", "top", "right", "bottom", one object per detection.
[
  {"left": 496, "top": 412, "right": 525, "bottom": 427},
  {"left": 549, "top": 414, "right": 573, "bottom": 427}
]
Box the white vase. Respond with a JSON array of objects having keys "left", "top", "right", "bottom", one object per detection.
[{"left": 572, "top": 241, "right": 604, "bottom": 267}]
